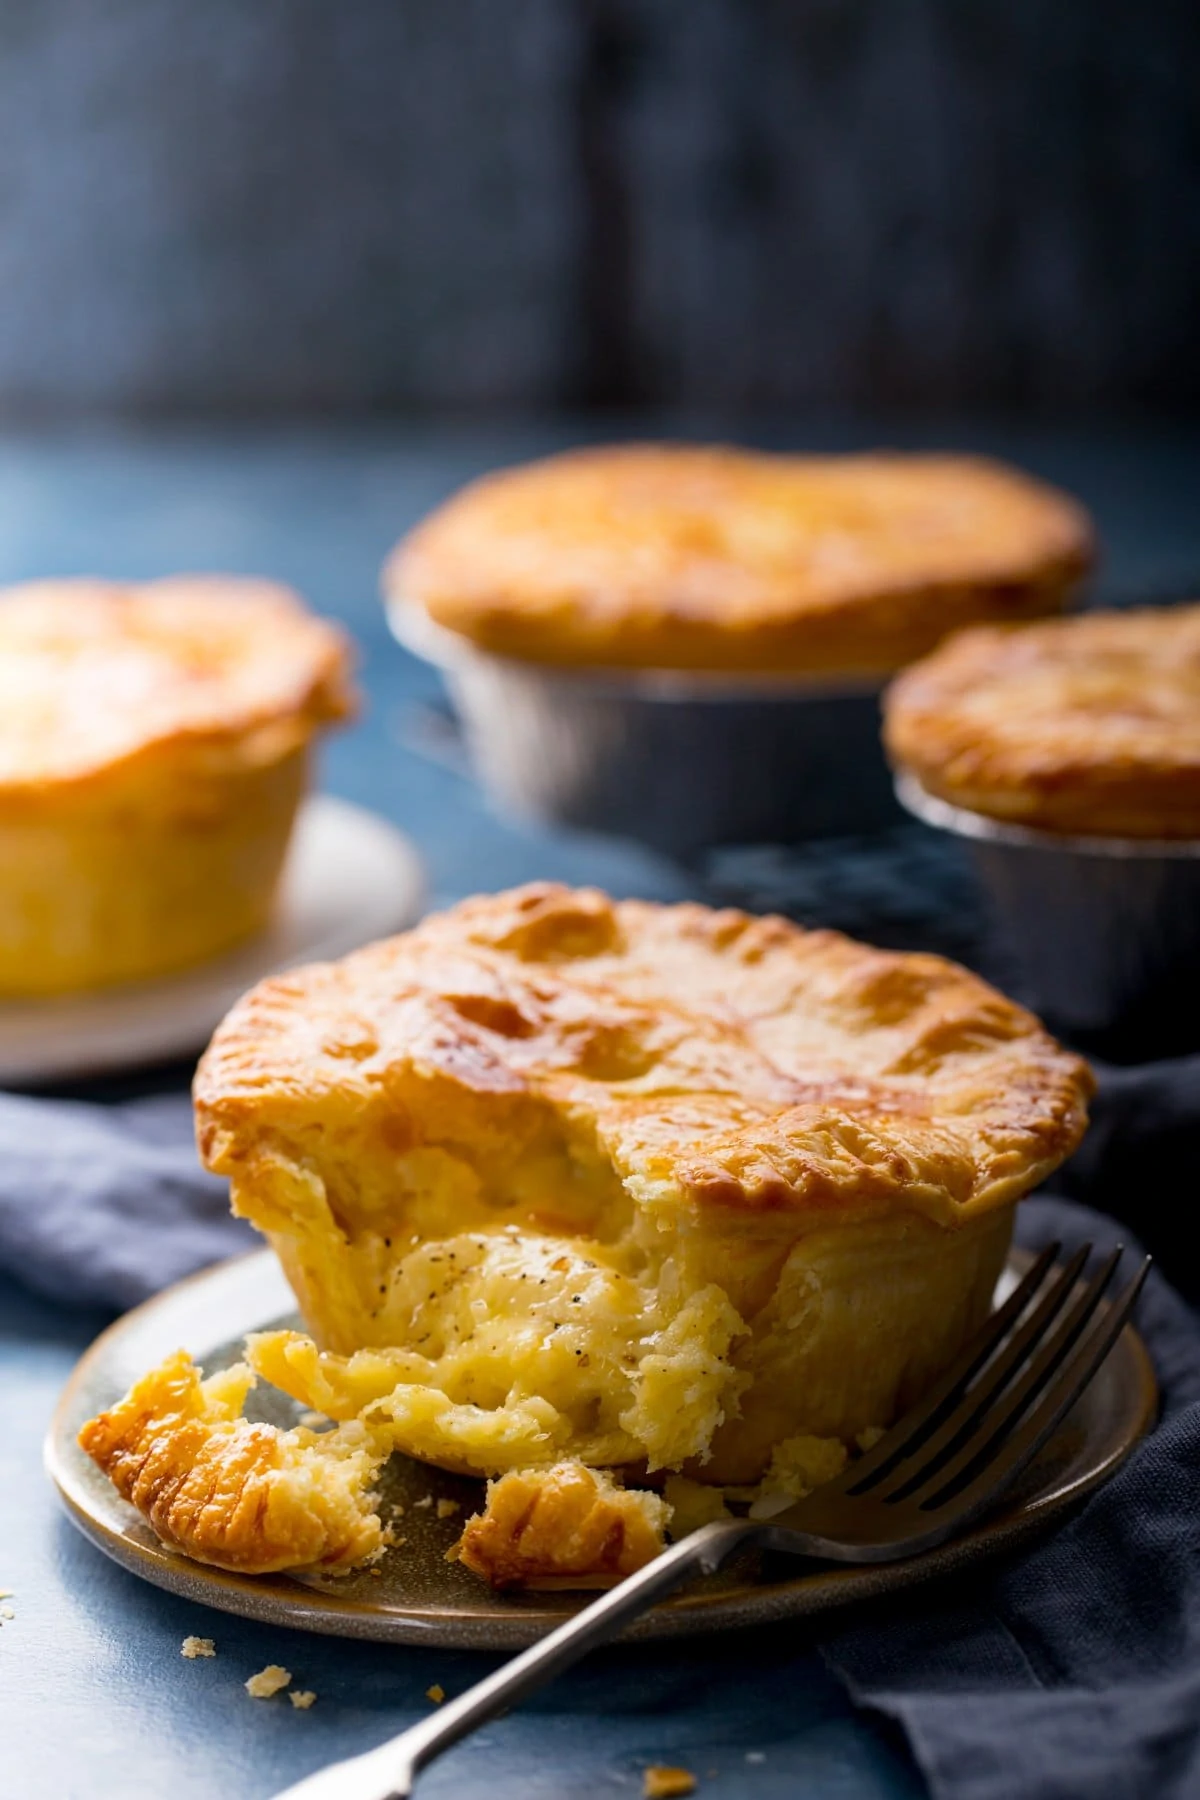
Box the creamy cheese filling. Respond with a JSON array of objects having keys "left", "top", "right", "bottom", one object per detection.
[{"left": 247, "top": 1225, "right": 746, "bottom": 1475}]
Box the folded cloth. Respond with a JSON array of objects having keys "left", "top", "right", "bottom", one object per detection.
[
  {"left": 1058, "top": 1055, "right": 1200, "bottom": 1306},
  {"left": 0, "top": 1090, "right": 253, "bottom": 1310},
  {"left": 823, "top": 1195, "right": 1200, "bottom": 1800}
]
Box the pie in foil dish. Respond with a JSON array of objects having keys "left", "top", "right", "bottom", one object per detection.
[
  {"left": 885, "top": 602, "right": 1200, "bottom": 840},
  {"left": 79, "top": 885, "right": 1091, "bottom": 1588},
  {"left": 386, "top": 444, "right": 1094, "bottom": 677}
]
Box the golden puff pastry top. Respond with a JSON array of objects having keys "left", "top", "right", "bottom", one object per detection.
[
  {"left": 885, "top": 604, "right": 1200, "bottom": 839},
  {"left": 196, "top": 883, "right": 1090, "bottom": 1230},
  {"left": 387, "top": 445, "right": 1094, "bottom": 676},
  {"left": 0, "top": 577, "right": 355, "bottom": 798}
]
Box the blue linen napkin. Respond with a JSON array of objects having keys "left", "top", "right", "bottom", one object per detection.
[
  {"left": 822, "top": 1196, "right": 1200, "bottom": 1800},
  {"left": 0, "top": 1089, "right": 253, "bottom": 1309}
]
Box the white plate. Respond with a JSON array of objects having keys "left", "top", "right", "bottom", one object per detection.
[{"left": 0, "top": 796, "right": 424, "bottom": 1085}]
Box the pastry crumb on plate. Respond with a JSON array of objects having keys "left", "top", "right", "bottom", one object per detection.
[
  {"left": 455, "top": 1463, "right": 668, "bottom": 1591},
  {"left": 181, "top": 1636, "right": 216, "bottom": 1659}
]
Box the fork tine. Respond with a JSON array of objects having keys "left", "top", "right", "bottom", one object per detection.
[
  {"left": 828, "top": 1242, "right": 1062, "bottom": 1498},
  {"left": 922, "top": 1257, "right": 1151, "bottom": 1529},
  {"left": 875, "top": 1242, "right": 1107, "bottom": 1503},
  {"left": 903, "top": 1246, "right": 1129, "bottom": 1512}
]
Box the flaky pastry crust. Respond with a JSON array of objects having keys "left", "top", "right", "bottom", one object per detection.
[
  {"left": 197, "top": 884, "right": 1089, "bottom": 1229},
  {"left": 77, "top": 1350, "right": 385, "bottom": 1574},
  {"left": 0, "top": 576, "right": 354, "bottom": 798},
  {"left": 885, "top": 604, "right": 1200, "bottom": 838},
  {"left": 387, "top": 446, "right": 1093, "bottom": 675},
  {"left": 454, "top": 1462, "right": 669, "bottom": 1590}
]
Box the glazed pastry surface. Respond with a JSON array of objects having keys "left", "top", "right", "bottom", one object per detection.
[
  {"left": 388, "top": 445, "right": 1093, "bottom": 675},
  {"left": 0, "top": 576, "right": 352, "bottom": 792},
  {"left": 885, "top": 604, "right": 1200, "bottom": 838},
  {"left": 77, "top": 1351, "right": 386, "bottom": 1575}
]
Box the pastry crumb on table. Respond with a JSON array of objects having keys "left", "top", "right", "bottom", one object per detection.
[
  {"left": 180, "top": 1636, "right": 216, "bottom": 1659},
  {"left": 245, "top": 1665, "right": 292, "bottom": 1699},
  {"left": 435, "top": 1498, "right": 460, "bottom": 1519},
  {"left": 643, "top": 1766, "right": 698, "bottom": 1798},
  {"left": 289, "top": 1690, "right": 317, "bottom": 1710}
]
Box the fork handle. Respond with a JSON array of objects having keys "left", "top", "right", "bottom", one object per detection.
[{"left": 270, "top": 1519, "right": 758, "bottom": 1800}]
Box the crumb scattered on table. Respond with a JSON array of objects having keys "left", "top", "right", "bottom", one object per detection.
[
  {"left": 245, "top": 1665, "right": 292, "bottom": 1699},
  {"left": 0, "top": 1605, "right": 14, "bottom": 1621},
  {"left": 413, "top": 1495, "right": 433, "bottom": 1511},
  {"left": 181, "top": 1636, "right": 216, "bottom": 1659},
  {"left": 643, "top": 1767, "right": 697, "bottom": 1798},
  {"left": 425, "top": 1684, "right": 446, "bottom": 1704},
  {"left": 435, "top": 1499, "right": 460, "bottom": 1520},
  {"left": 289, "top": 1690, "right": 317, "bottom": 1710}
]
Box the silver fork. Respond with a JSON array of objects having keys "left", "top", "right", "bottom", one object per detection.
[{"left": 272, "top": 1242, "right": 1149, "bottom": 1800}]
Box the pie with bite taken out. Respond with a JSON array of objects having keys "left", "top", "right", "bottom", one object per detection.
[{"left": 80, "top": 884, "right": 1092, "bottom": 1586}]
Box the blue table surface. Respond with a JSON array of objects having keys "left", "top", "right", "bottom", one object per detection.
[{"left": 3, "top": 420, "right": 1200, "bottom": 1800}]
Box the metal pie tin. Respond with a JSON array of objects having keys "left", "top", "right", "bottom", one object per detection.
[
  {"left": 896, "top": 772, "right": 1200, "bottom": 1058},
  {"left": 388, "top": 597, "right": 902, "bottom": 858}
]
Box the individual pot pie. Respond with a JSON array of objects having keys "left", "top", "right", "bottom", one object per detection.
[
  {"left": 885, "top": 604, "right": 1200, "bottom": 839},
  {"left": 0, "top": 577, "right": 355, "bottom": 995},
  {"left": 885, "top": 605, "right": 1200, "bottom": 1057},
  {"left": 387, "top": 445, "right": 1094, "bottom": 676},
  {"left": 81, "top": 884, "right": 1090, "bottom": 1586}
]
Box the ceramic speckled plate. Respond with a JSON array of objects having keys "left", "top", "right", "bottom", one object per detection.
[
  {"left": 47, "top": 1247, "right": 1158, "bottom": 1649},
  {"left": 0, "top": 797, "right": 424, "bottom": 1085}
]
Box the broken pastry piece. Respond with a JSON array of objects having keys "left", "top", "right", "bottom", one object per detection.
[
  {"left": 454, "top": 1462, "right": 670, "bottom": 1590},
  {"left": 78, "top": 1350, "right": 386, "bottom": 1575}
]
